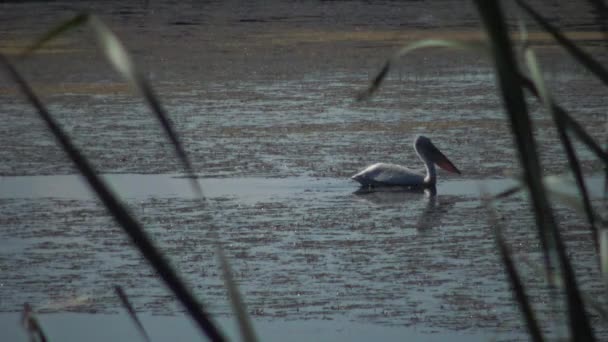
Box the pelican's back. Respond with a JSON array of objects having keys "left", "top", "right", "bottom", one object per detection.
[{"left": 351, "top": 163, "right": 425, "bottom": 186}]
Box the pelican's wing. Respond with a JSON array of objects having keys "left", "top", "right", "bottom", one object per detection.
[{"left": 352, "top": 163, "right": 424, "bottom": 186}]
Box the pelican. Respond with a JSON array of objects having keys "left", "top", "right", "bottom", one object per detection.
[{"left": 352, "top": 135, "right": 461, "bottom": 188}]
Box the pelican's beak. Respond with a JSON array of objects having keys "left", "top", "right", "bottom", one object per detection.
[{"left": 430, "top": 145, "right": 461, "bottom": 174}]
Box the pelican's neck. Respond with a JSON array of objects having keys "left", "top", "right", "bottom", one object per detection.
[{"left": 416, "top": 145, "right": 436, "bottom": 185}]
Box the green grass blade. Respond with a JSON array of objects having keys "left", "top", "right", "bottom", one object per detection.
[
  {"left": 516, "top": 0, "right": 608, "bottom": 87},
  {"left": 0, "top": 53, "right": 225, "bottom": 342},
  {"left": 19, "top": 13, "right": 89, "bottom": 58},
  {"left": 217, "top": 247, "right": 258, "bottom": 342},
  {"left": 525, "top": 48, "right": 598, "bottom": 247},
  {"left": 115, "top": 286, "right": 151, "bottom": 342},
  {"left": 87, "top": 16, "right": 204, "bottom": 199},
  {"left": 485, "top": 200, "right": 544, "bottom": 342},
  {"left": 21, "top": 303, "right": 48, "bottom": 342},
  {"left": 357, "top": 39, "right": 488, "bottom": 100}
]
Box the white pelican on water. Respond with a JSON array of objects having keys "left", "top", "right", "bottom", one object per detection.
[{"left": 352, "top": 135, "right": 461, "bottom": 188}]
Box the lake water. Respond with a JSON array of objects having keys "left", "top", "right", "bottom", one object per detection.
[{"left": 1, "top": 0, "right": 607, "bottom": 341}]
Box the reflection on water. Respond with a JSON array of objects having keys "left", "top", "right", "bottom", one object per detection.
[{"left": 354, "top": 186, "right": 457, "bottom": 231}]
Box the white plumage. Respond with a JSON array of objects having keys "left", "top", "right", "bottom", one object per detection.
[{"left": 352, "top": 135, "right": 460, "bottom": 188}]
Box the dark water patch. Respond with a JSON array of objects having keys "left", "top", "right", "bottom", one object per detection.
[
  {"left": 239, "top": 18, "right": 269, "bottom": 23},
  {"left": 168, "top": 21, "right": 200, "bottom": 26}
]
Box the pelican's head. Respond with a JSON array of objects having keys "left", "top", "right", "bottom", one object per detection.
[{"left": 414, "top": 135, "right": 461, "bottom": 174}]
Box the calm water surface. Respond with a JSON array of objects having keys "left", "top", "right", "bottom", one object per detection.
[{"left": 1, "top": 0, "right": 607, "bottom": 341}]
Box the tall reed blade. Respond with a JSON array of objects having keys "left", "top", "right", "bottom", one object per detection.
[
  {"left": 495, "top": 174, "right": 607, "bottom": 227},
  {"left": 524, "top": 48, "right": 598, "bottom": 247},
  {"left": 584, "top": 0, "right": 608, "bottom": 42},
  {"left": 21, "top": 14, "right": 205, "bottom": 199},
  {"left": 0, "top": 54, "right": 225, "bottom": 342},
  {"left": 357, "top": 61, "right": 390, "bottom": 101},
  {"left": 474, "top": 0, "right": 557, "bottom": 274},
  {"left": 22, "top": 15, "right": 257, "bottom": 338},
  {"left": 474, "top": 1, "right": 596, "bottom": 339},
  {"left": 19, "top": 13, "right": 89, "bottom": 58},
  {"left": 518, "top": 74, "right": 608, "bottom": 166},
  {"left": 357, "top": 39, "right": 488, "bottom": 101},
  {"left": 601, "top": 229, "right": 608, "bottom": 288},
  {"left": 115, "top": 286, "right": 151, "bottom": 342},
  {"left": 21, "top": 303, "right": 48, "bottom": 342},
  {"left": 217, "top": 247, "right": 258, "bottom": 342},
  {"left": 87, "top": 16, "right": 204, "bottom": 199},
  {"left": 560, "top": 111, "right": 608, "bottom": 165},
  {"left": 485, "top": 201, "right": 544, "bottom": 342},
  {"left": 515, "top": 0, "right": 608, "bottom": 87}
]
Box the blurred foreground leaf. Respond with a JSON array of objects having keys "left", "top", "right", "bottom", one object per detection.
[
  {"left": 23, "top": 14, "right": 204, "bottom": 198},
  {"left": 357, "top": 39, "right": 487, "bottom": 101},
  {"left": 474, "top": 1, "right": 595, "bottom": 339},
  {"left": 21, "top": 303, "right": 48, "bottom": 342},
  {"left": 0, "top": 53, "right": 225, "bottom": 342},
  {"left": 525, "top": 48, "right": 598, "bottom": 245},
  {"left": 484, "top": 199, "right": 544, "bottom": 342},
  {"left": 218, "top": 247, "right": 258, "bottom": 342},
  {"left": 516, "top": 0, "right": 608, "bottom": 87},
  {"left": 115, "top": 286, "right": 151, "bottom": 342}
]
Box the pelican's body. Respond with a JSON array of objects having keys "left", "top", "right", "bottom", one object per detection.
[{"left": 352, "top": 135, "right": 460, "bottom": 188}]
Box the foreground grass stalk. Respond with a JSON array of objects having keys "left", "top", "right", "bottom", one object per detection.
[
  {"left": 515, "top": 0, "right": 608, "bottom": 229},
  {"left": 525, "top": 48, "right": 599, "bottom": 249},
  {"left": 484, "top": 199, "right": 544, "bottom": 342},
  {"left": 515, "top": 0, "right": 608, "bottom": 87},
  {"left": 357, "top": 39, "right": 488, "bottom": 101},
  {"left": 601, "top": 229, "right": 608, "bottom": 288},
  {"left": 21, "top": 303, "right": 48, "bottom": 342},
  {"left": 88, "top": 16, "right": 205, "bottom": 199},
  {"left": 218, "top": 247, "right": 258, "bottom": 342},
  {"left": 520, "top": 75, "right": 608, "bottom": 167},
  {"left": 22, "top": 15, "right": 259, "bottom": 341},
  {"left": 474, "top": 0, "right": 556, "bottom": 276},
  {"left": 21, "top": 14, "right": 205, "bottom": 199},
  {"left": 0, "top": 54, "right": 225, "bottom": 342},
  {"left": 474, "top": 1, "right": 595, "bottom": 340},
  {"left": 114, "top": 286, "right": 151, "bottom": 342}
]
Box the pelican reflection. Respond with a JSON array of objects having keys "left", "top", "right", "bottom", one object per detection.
[{"left": 353, "top": 186, "right": 455, "bottom": 231}]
